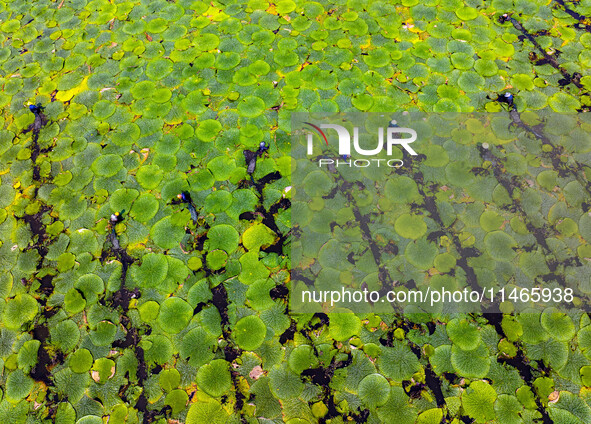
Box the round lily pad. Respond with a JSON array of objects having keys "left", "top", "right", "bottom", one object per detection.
[
  {"left": 134, "top": 253, "right": 168, "bottom": 288},
  {"left": 180, "top": 327, "right": 216, "bottom": 367},
  {"left": 215, "top": 52, "right": 241, "bottom": 70},
  {"left": 2, "top": 293, "right": 38, "bottom": 329},
  {"left": 75, "top": 274, "right": 104, "bottom": 305},
  {"left": 91, "top": 154, "right": 124, "bottom": 177},
  {"left": 540, "top": 308, "right": 575, "bottom": 341},
  {"left": 89, "top": 321, "right": 117, "bottom": 346},
  {"left": 207, "top": 156, "right": 237, "bottom": 181},
  {"left": 384, "top": 176, "right": 420, "bottom": 203},
  {"left": 548, "top": 92, "right": 580, "bottom": 114},
  {"left": 157, "top": 297, "right": 193, "bottom": 334},
  {"left": 204, "top": 190, "right": 232, "bottom": 213},
  {"left": 150, "top": 216, "right": 185, "bottom": 249},
  {"left": 69, "top": 349, "right": 93, "bottom": 373},
  {"left": 143, "top": 334, "right": 173, "bottom": 365},
  {"left": 165, "top": 389, "right": 189, "bottom": 414},
  {"left": 358, "top": 373, "right": 390, "bottom": 408},
  {"left": 395, "top": 214, "right": 427, "bottom": 239},
  {"left": 462, "top": 381, "right": 497, "bottom": 423},
  {"left": 484, "top": 231, "right": 517, "bottom": 261},
  {"left": 196, "top": 359, "right": 231, "bottom": 397},
  {"left": 206, "top": 250, "right": 228, "bottom": 270},
  {"left": 405, "top": 239, "right": 438, "bottom": 270},
  {"left": 130, "top": 193, "right": 159, "bottom": 222},
  {"left": 138, "top": 300, "right": 160, "bottom": 322},
  {"left": 131, "top": 80, "right": 156, "bottom": 99},
  {"left": 234, "top": 315, "right": 267, "bottom": 350},
  {"left": 329, "top": 310, "right": 362, "bottom": 342},
  {"left": 268, "top": 365, "right": 305, "bottom": 400},
  {"left": 93, "top": 100, "right": 116, "bottom": 120},
  {"left": 146, "top": 58, "right": 173, "bottom": 80},
  {"left": 186, "top": 399, "right": 229, "bottom": 424},
  {"left": 237, "top": 96, "right": 266, "bottom": 118},
  {"left": 5, "top": 369, "right": 34, "bottom": 402},
  {"left": 242, "top": 223, "right": 275, "bottom": 251},
  {"left": 451, "top": 342, "right": 490, "bottom": 378},
  {"left": 196, "top": 119, "right": 222, "bottom": 142},
  {"left": 64, "top": 288, "right": 86, "bottom": 315},
  {"left": 447, "top": 319, "right": 481, "bottom": 350},
  {"left": 208, "top": 224, "right": 240, "bottom": 253},
  {"left": 248, "top": 60, "right": 270, "bottom": 75},
  {"left": 480, "top": 210, "right": 504, "bottom": 232},
  {"left": 110, "top": 188, "right": 139, "bottom": 213},
  {"left": 456, "top": 7, "right": 478, "bottom": 20},
  {"left": 136, "top": 165, "right": 163, "bottom": 189},
  {"left": 288, "top": 345, "right": 318, "bottom": 374}
]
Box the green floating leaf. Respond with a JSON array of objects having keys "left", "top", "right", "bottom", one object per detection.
[
  {"left": 91, "top": 154, "right": 124, "bottom": 177},
  {"left": 131, "top": 80, "right": 156, "bottom": 100},
  {"left": 494, "top": 394, "right": 523, "bottom": 424},
  {"left": 238, "top": 96, "right": 266, "bottom": 118},
  {"left": 358, "top": 373, "right": 390, "bottom": 408},
  {"left": 447, "top": 318, "right": 481, "bottom": 350},
  {"left": 483, "top": 231, "right": 517, "bottom": 262},
  {"left": 110, "top": 188, "right": 139, "bottom": 213},
  {"left": 186, "top": 399, "right": 229, "bottom": 424},
  {"left": 130, "top": 193, "right": 159, "bottom": 222},
  {"left": 134, "top": 253, "right": 168, "bottom": 288},
  {"left": 269, "top": 365, "right": 305, "bottom": 400},
  {"left": 136, "top": 165, "right": 164, "bottom": 189},
  {"left": 204, "top": 190, "right": 232, "bottom": 213},
  {"left": 206, "top": 249, "right": 228, "bottom": 270},
  {"left": 93, "top": 100, "right": 116, "bottom": 120},
  {"left": 455, "top": 7, "right": 478, "bottom": 20},
  {"left": 75, "top": 274, "right": 104, "bottom": 305},
  {"left": 540, "top": 308, "right": 575, "bottom": 342},
  {"left": 379, "top": 342, "right": 421, "bottom": 381},
  {"left": 548, "top": 92, "right": 580, "bottom": 114},
  {"left": 76, "top": 416, "right": 103, "bottom": 424},
  {"left": 234, "top": 315, "right": 267, "bottom": 350},
  {"left": 165, "top": 389, "right": 189, "bottom": 414},
  {"left": 180, "top": 327, "right": 216, "bottom": 367},
  {"left": 197, "top": 359, "right": 231, "bottom": 397},
  {"left": 138, "top": 300, "right": 160, "bottom": 323},
  {"left": 479, "top": 210, "right": 504, "bottom": 232},
  {"left": 395, "top": 214, "right": 427, "bottom": 239},
  {"left": 462, "top": 381, "right": 497, "bottom": 423},
  {"left": 329, "top": 310, "right": 361, "bottom": 342},
  {"left": 196, "top": 119, "right": 222, "bottom": 142},
  {"left": 92, "top": 357, "right": 115, "bottom": 384},
  {"left": 142, "top": 334, "right": 173, "bottom": 365},
  {"left": 405, "top": 239, "right": 438, "bottom": 269},
  {"left": 159, "top": 369, "right": 181, "bottom": 392},
  {"left": 150, "top": 216, "right": 185, "bottom": 249},
  {"left": 248, "top": 60, "right": 271, "bottom": 76},
  {"left": 69, "top": 348, "right": 93, "bottom": 373},
  {"left": 64, "top": 288, "right": 86, "bottom": 315},
  {"left": 242, "top": 223, "right": 276, "bottom": 251},
  {"left": 157, "top": 297, "right": 193, "bottom": 334},
  {"left": 417, "top": 408, "right": 444, "bottom": 424},
  {"left": 2, "top": 293, "right": 38, "bottom": 330},
  {"left": 89, "top": 321, "right": 117, "bottom": 347},
  {"left": 451, "top": 343, "right": 490, "bottom": 378},
  {"left": 17, "top": 340, "right": 40, "bottom": 373},
  {"left": 5, "top": 369, "right": 34, "bottom": 402},
  {"left": 288, "top": 345, "right": 318, "bottom": 375},
  {"left": 208, "top": 224, "right": 240, "bottom": 254},
  {"left": 146, "top": 58, "right": 173, "bottom": 80},
  {"left": 207, "top": 156, "right": 237, "bottom": 181}
]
